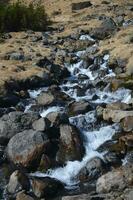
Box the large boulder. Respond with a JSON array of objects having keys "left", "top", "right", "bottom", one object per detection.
[
  {"left": 97, "top": 170, "right": 125, "bottom": 193},
  {"left": 91, "top": 17, "right": 117, "bottom": 40},
  {"left": 78, "top": 157, "right": 105, "bottom": 182},
  {"left": 46, "top": 112, "right": 69, "bottom": 127},
  {"left": 56, "top": 124, "right": 84, "bottom": 163},
  {"left": 31, "top": 177, "right": 64, "bottom": 198},
  {"left": 96, "top": 164, "right": 133, "bottom": 193},
  {"left": 0, "top": 111, "right": 39, "bottom": 145},
  {"left": 36, "top": 57, "right": 70, "bottom": 80},
  {"left": 6, "top": 129, "right": 49, "bottom": 169},
  {"left": 7, "top": 170, "right": 30, "bottom": 194}
]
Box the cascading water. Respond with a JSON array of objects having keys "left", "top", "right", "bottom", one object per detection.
[{"left": 29, "top": 35, "right": 131, "bottom": 188}]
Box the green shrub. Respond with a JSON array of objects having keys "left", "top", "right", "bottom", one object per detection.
[{"left": 0, "top": 2, "right": 50, "bottom": 32}]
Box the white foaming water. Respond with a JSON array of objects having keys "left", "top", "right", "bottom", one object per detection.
[
  {"left": 40, "top": 106, "right": 64, "bottom": 118},
  {"left": 28, "top": 87, "right": 48, "bottom": 98},
  {"left": 79, "top": 35, "right": 95, "bottom": 41},
  {"left": 76, "top": 50, "right": 86, "bottom": 57},
  {"left": 66, "top": 61, "right": 95, "bottom": 81},
  {"left": 24, "top": 103, "right": 34, "bottom": 113},
  {"left": 32, "top": 125, "right": 117, "bottom": 186}
]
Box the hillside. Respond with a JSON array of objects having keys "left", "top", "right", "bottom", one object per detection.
[{"left": 0, "top": 1, "right": 133, "bottom": 200}]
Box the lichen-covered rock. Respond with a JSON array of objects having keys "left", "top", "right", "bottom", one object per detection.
[
  {"left": 0, "top": 111, "right": 39, "bottom": 145},
  {"left": 97, "top": 170, "right": 125, "bottom": 193},
  {"left": 7, "top": 129, "right": 49, "bottom": 169}
]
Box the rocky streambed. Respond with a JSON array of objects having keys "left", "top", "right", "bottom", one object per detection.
[{"left": 0, "top": 30, "right": 133, "bottom": 200}]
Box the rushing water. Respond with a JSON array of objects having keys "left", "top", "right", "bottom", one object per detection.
[{"left": 29, "top": 35, "right": 131, "bottom": 188}]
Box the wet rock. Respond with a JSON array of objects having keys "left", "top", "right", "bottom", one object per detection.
[
  {"left": 72, "top": 1, "right": 92, "bottom": 11},
  {"left": 36, "top": 92, "right": 55, "bottom": 106},
  {"left": 68, "top": 101, "right": 92, "bottom": 116},
  {"left": 96, "top": 169, "right": 126, "bottom": 193},
  {"left": 46, "top": 112, "right": 69, "bottom": 127},
  {"left": 56, "top": 124, "right": 84, "bottom": 163},
  {"left": 0, "top": 94, "right": 20, "bottom": 107},
  {"left": 78, "top": 157, "right": 105, "bottom": 182},
  {"left": 7, "top": 129, "right": 49, "bottom": 169},
  {"left": 104, "top": 152, "right": 122, "bottom": 167},
  {"left": 16, "top": 191, "right": 35, "bottom": 200},
  {"left": 31, "top": 177, "right": 64, "bottom": 198},
  {"left": 119, "top": 134, "right": 133, "bottom": 152},
  {"left": 32, "top": 118, "right": 51, "bottom": 131},
  {"left": 7, "top": 170, "right": 30, "bottom": 194},
  {"left": 103, "top": 109, "right": 133, "bottom": 123},
  {"left": 121, "top": 116, "right": 133, "bottom": 132},
  {"left": 91, "top": 17, "right": 117, "bottom": 40},
  {"left": 0, "top": 111, "right": 39, "bottom": 145}
]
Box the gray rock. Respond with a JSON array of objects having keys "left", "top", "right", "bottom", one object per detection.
[
  {"left": 46, "top": 112, "right": 69, "bottom": 127},
  {"left": 78, "top": 157, "right": 105, "bottom": 182},
  {"left": 56, "top": 124, "right": 84, "bottom": 163},
  {"left": 0, "top": 111, "right": 39, "bottom": 145},
  {"left": 91, "top": 17, "right": 117, "bottom": 39},
  {"left": 32, "top": 118, "right": 50, "bottom": 131},
  {"left": 68, "top": 101, "right": 92, "bottom": 116},
  {"left": 6, "top": 129, "right": 49, "bottom": 169},
  {"left": 96, "top": 170, "right": 126, "bottom": 193},
  {"left": 9, "top": 52, "right": 24, "bottom": 61},
  {"left": 36, "top": 92, "right": 55, "bottom": 106},
  {"left": 121, "top": 116, "right": 133, "bottom": 132},
  {"left": 72, "top": 1, "right": 92, "bottom": 11}
]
